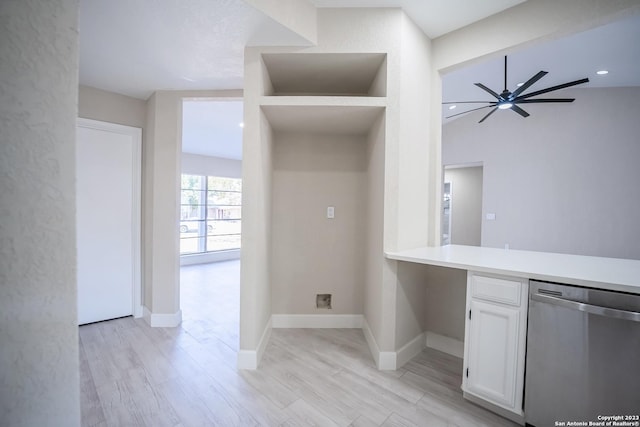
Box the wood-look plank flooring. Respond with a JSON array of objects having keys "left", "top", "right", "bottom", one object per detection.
[{"left": 79, "top": 260, "right": 517, "bottom": 427}]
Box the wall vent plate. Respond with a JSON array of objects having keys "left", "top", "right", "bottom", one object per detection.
[{"left": 316, "top": 294, "right": 332, "bottom": 309}]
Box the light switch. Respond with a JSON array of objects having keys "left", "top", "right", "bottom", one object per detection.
[
  {"left": 327, "top": 206, "right": 335, "bottom": 219},
  {"left": 486, "top": 213, "right": 496, "bottom": 220}
]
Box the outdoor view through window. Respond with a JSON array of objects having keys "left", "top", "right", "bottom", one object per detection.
[{"left": 179, "top": 174, "right": 242, "bottom": 254}]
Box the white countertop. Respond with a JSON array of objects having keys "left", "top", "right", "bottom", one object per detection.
[{"left": 385, "top": 245, "right": 640, "bottom": 295}]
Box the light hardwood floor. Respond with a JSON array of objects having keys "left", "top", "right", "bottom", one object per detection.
[{"left": 79, "top": 260, "right": 517, "bottom": 427}]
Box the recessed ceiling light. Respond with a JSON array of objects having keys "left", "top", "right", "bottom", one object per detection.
[
  {"left": 238, "top": 122, "right": 244, "bottom": 128},
  {"left": 516, "top": 82, "right": 524, "bottom": 87},
  {"left": 596, "top": 70, "right": 609, "bottom": 75},
  {"left": 448, "top": 105, "right": 456, "bottom": 110}
]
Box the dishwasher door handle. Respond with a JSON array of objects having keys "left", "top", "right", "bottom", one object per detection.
[{"left": 532, "top": 292, "right": 640, "bottom": 322}]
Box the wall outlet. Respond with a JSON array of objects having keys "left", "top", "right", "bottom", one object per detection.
[
  {"left": 327, "top": 206, "right": 335, "bottom": 219},
  {"left": 316, "top": 294, "right": 332, "bottom": 309}
]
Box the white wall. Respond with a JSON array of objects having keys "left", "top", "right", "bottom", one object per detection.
[
  {"left": 271, "top": 133, "right": 367, "bottom": 315},
  {"left": 78, "top": 85, "right": 147, "bottom": 129},
  {"left": 0, "top": 0, "right": 81, "bottom": 425},
  {"left": 241, "top": 8, "right": 435, "bottom": 367},
  {"left": 422, "top": 265, "right": 467, "bottom": 342},
  {"left": 444, "top": 166, "right": 483, "bottom": 246},
  {"left": 365, "top": 113, "right": 386, "bottom": 356},
  {"left": 429, "top": 0, "right": 640, "bottom": 247},
  {"left": 181, "top": 153, "right": 241, "bottom": 178},
  {"left": 443, "top": 87, "right": 640, "bottom": 260},
  {"left": 143, "top": 89, "right": 242, "bottom": 326}
]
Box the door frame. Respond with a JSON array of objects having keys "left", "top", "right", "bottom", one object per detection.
[{"left": 77, "top": 117, "right": 143, "bottom": 320}]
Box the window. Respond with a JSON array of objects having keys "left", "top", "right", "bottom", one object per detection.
[{"left": 180, "top": 174, "right": 242, "bottom": 255}]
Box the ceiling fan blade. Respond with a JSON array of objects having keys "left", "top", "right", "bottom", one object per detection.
[
  {"left": 474, "top": 83, "right": 502, "bottom": 100},
  {"left": 509, "top": 71, "right": 548, "bottom": 99},
  {"left": 516, "top": 98, "right": 575, "bottom": 103},
  {"left": 442, "top": 101, "right": 494, "bottom": 104},
  {"left": 517, "top": 77, "right": 589, "bottom": 100},
  {"left": 445, "top": 104, "right": 496, "bottom": 119},
  {"left": 478, "top": 107, "right": 498, "bottom": 123},
  {"left": 511, "top": 104, "right": 530, "bottom": 118}
]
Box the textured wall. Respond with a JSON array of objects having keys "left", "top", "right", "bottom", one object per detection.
[{"left": 0, "top": 0, "right": 80, "bottom": 425}]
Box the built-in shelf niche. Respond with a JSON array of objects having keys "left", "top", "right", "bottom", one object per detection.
[
  {"left": 261, "top": 104, "right": 385, "bottom": 135},
  {"left": 262, "top": 53, "right": 387, "bottom": 97}
]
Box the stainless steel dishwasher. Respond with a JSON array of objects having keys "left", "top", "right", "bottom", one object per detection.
[{"left": 525, "top": 280, "right": 640, "bottom": 427}]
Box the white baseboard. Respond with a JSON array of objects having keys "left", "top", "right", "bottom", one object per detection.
[
  {"left": 180, "top": 250, "right": 240, "bottom": 266},
  {"left": 237, "top": 318, "right": 272, "bottom": 370},
  {"left": 362, "top": 319, "right": 397, "bottom": 370},
  {"left": 143, "top": 307, "right": 182, "bottom": 327},
  {"left": 133, "top": 304, "right": 143, "bottom": 319},
  {"left": 425, "top": 331, "right": 464, "bottom": 358},
  {"left": 272, "top": 314, "right": 363, "bottom": 329},
  {"left": 378, "top": 351, "right": 397, "bottom": 370},
  {"left": 396, "top": 332, "right": 426, "bottom": 369},
  {"left": 463, "top": 391, "right": 524, "bottom": 425}
]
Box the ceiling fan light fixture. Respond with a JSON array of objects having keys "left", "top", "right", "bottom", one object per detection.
[{"left": 443, "top": 55, "right": 589, "bottom": 123}]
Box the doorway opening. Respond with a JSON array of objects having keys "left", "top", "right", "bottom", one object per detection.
[
  {"left": 442, "top": 164, "right": 483, "bottom": 247},
  {"left": 179, "top": 98, "right": 243, "bottom": 352}
]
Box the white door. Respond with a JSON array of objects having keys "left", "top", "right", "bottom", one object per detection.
[
  {"left": 76, "top": 119, "right": 141, "bottom": 325},
  {"left": 465, "top": 299, "right": 519, "bottom": 409}
]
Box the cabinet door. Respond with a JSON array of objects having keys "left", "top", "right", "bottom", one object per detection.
[{"left": 465, "top": 299, "right": 520, "bottom": 409}]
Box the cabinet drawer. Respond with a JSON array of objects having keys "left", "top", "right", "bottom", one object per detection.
[{"left": 470, "top": 274, "right": 523, "bottom": 306}]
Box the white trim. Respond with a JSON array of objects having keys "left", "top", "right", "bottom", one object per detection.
[
  {"left": 378, "top": 351, "right": 397, "bottom": 370},
  {"left": 180, "top": 249, "right": 240, "bottom": 266},
  {"left": 463, "top": 391, "right": 524, "bottom": 425},
  {"left": 237, "top": 350, "right": 258, "bottom": 370},
  {"left": 362, "top": 318, "right": 380, "bottom": 366},
  {"left": 76, "top": 118, "right": 143, "bottom": 322},
  {"left": 396, "top": 332, "right": 426, "bottom": 369},
  {"left": 271, "top": 314, "right": 363, "bottom": 329},
  {"left": 237, "top": 317, "right": 272, "bottom": 370},
  {"left": 143, "top": 307, "right": 183, "bottom": 327},
  {"left": 425, "top": 331, "right": 464, "bottom": 358},
  {"left": 362, "top": 318, "right": 396, "bottom": 370}
]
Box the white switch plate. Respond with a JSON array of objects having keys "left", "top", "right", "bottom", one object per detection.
[
  {"left": 486, "top": 213, "right": 496, "bottom": 220},
  {"left": 327, "top": 206, "right": 335, "bottom": 219}
]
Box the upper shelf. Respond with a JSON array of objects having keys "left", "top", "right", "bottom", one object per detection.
[{"left": 262, "top": 53, "right": 387, "bottom": 97}]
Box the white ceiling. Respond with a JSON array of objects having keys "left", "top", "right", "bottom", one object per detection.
[
  {"left": 309, "top": 0, "right": 526, "bottom": 38},
  {"left": 79, "top": 0, "right": 311, "bottom": 100},
  {"left": 181, "top": 100, "right": 244, "bottom": 160},
  {"left": 78, "top": 0, "right": 640, "bottom": 159}
]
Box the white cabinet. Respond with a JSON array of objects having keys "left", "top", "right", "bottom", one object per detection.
[{"left": 463, "top": 272, "right": 528, "bottom": 420}]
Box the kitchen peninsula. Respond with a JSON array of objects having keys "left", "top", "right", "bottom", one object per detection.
[
  {"left": 386, "top": 244, "right": 640, "bottom": 295},
  {"left": 386, "top": 245, "right": 640, "bottom": 424}
]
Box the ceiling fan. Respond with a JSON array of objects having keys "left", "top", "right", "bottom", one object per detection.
[{"left": 444, "top": 56, "right": 590, "bottom": 123}]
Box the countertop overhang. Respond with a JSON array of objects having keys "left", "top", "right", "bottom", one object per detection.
[{"left": 385, "top": 245, "right": 640, "bottom": 295}]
